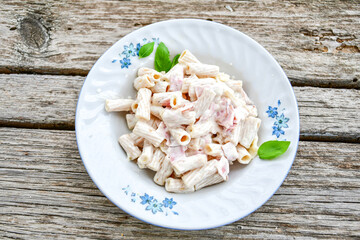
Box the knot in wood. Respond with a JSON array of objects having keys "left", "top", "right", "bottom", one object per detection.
[{"left": 19, "top": 17, "right": 49, "bottom": 50}]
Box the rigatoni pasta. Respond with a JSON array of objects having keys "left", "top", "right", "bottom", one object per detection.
[
  {"left": 151, "top": 81, "right": 169, "bottom": 93},
  {"left": 105, "top": 99, "right": 134, "bottom": 112},
  {"left": 105, "top": 50, "right": 261, "bottom": 193},
  {"left": 137, "top": 140, "right": 153, "bottom": 168},
  {"left": 118, "top": 134, "right": 141, "bottom": 160},
  {"left": 171, "top": 154, "right": 207, "bottom": 175},
  {"left": 134, "top": 75, "right": 155, "bottom": 90},
  {"left": 165, "top": 178, "right": 195, "bottom": 193},
  {"left": 126, "top": 113, "right": 137, "bottom": 130},
  {"left": 154, "top": 156, "right": 173, "bottom": 185},
  {"left": 169, "top": 128, "right": 191, "bottom": 146},
  {"left": 135, "top": 88, "right": 152, "bottom": 121},
  {"left": 133, "top": 120, "right": 164, "bottom": 147},
  {"left": 147, "top": 148, "right": 165, "bottom": 171},
  {"left": 186, "top": 62, "right": 219, "bottom": 77}
]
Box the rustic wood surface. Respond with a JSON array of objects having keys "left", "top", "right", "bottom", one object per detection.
[
  {"left": 0, "top": 0, "right": 359, "bottom": 88},
  {"left": 0, "top": 128, "right": 359, "bottom": 239},
  {"left": 0, "top": 74, "right": 359, "bottom": 141},
  {"left": 0, "top": 0, "right": 359, "bottom": 238}
]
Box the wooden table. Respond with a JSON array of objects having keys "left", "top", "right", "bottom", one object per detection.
[{"left": 1, "top": 1, "right": 359, "bottom": 239}]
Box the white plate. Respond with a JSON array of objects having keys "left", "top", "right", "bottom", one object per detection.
[{"left": 75, "top": 19, "right": 300, "bottom": 230}]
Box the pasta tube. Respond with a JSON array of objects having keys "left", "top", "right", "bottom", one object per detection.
[
  {"left": 135, "top": 88, "right": 152, "bottom": 121},
  {"left": 137, "top": 140, "right": 154, "bottom": 168},
  {"left": 186, "top": 63, "right": 219, "bottom": 77},
  {"left": 204, "top": 143, "right": 223, "bottom": 157},
  {"left": 105, "top": 99, "right": 134, "bottom": 112},
  {"left": 239, "top": 117, "right": 261, "bottom": 148},
  {"left": 147, "top": 148, "right": 165, "bottom": 171},
  {"left": 134, "top": 75, "right": 155, "bottom": 90},
  {"left": 195, "top": 173, "right": 226, "bottom": 190},
  {"left": 178, "top": 49, "right": 200, "bottom": 65},
  {"left": 236, "top": 145, "right": 251, "bottom": 164},
  {"left": 154, "top": 156, "right": 173, "bottom": 185},
  {"left": 171, "top": 154, "right": 207, "bottom": 175},
  {"left": 118, "top": 134, "right": 141, "bottom": 160},
  {"left": 133, "top": 120, "right": 165, "bottom": 147},
  {"left": 126, "top": 113, "right": 137, "bottom": 130},
  {"left": 165, "top": 178, "right": 195, "bottom": 193},
  {"left": 182, "top": 160, "right": 218, "bottom": 187},
  {"left": 169, "top": 128, "right": 191, "bottom": 146}
]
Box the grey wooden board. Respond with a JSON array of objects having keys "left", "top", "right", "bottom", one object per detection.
[
  {"left": 0, "top": 0, "right": 359, "bottom": 88},
  {"left": 0, "top": 74, "right": 83, "bottom": 130},
  {"left": 0, "top": 127, "right": 359, "bottom": 239},
  {"left": 0, "top": 74, "right": 359, "bottom": 142}
]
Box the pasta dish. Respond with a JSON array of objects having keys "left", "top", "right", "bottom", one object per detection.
[{"left": 105, "top": 50, "right": 261, "bottom": 193}]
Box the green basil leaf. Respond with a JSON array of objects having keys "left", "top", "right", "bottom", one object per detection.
[
  {"left": 154, "top": 42, "right": 172, "bottom": 72},
  {"left": 138, "top": 42, "right": 155, "bottom": 59},
  {"left": 258, "top": 140, "right": 290, "bottom": 159},
  {"left": 170, "top": 54, "right": 181, "bottom": 69}
]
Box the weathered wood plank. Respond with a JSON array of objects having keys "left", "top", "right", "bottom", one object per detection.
[
  {"left": 296, "top": 86, "right": 360, "bottom": 143},
  {"left": 0, "top": 127, "right": 359, "bottom": 239},
  {"left": 1, "top": 74, "right": 359, "bottom": 141},
  {"left": 0, "top": 74, "right": 83, "bottom": 130},
  {"left": 0, "top": 0, "right": 359, "bottom": 88}
]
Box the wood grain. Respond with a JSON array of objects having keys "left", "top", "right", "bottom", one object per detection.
[
  {"left": 0, "top": 0, "right": 359, "bottom": 88},
  {"left": 0, "top": 74, "right": 83, "bottom": 130},
  {"left": 1, "top": 74, "right": 359, "bottom": 142},
  {"left": 296, "top": 86, "right": 360, "bottom": 143},
  {"left": 0, "top": 127, "right": 359, "bottom": 239}
]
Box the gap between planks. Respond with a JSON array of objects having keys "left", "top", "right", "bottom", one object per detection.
[
  {"left": 0, "top": 73, "right": 359, "bottom": 143},
  {"left": 0, "top": 0, "right": 359, "bottom": 89},
  {"left": 0, "top": 69, "right": 358, "bottom": 90},
  {"left": 1, "top": 124, "right": 359, "bottom": 144}
]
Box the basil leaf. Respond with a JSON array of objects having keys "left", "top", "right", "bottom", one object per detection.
[
  {"left": 258, "top": 140, "right": 290, "bottom": 160},
  {"left": 170, "top": 54, "right": 181, "bottom": 69},
  {"left": 138, "top": 42, "right": 155, "bottom": 59},
  {"left": 154, "top": 42, "right": 172, "bottom": 72}
]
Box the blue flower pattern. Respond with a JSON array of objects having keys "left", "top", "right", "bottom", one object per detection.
[
  {"left": 122, "top": 185, "right": 131, "bottom": 195},
  {"left": 112, "top": 38, "right": 160, "bottom": 68},
  {"left": 266, "top": 106, "right": 278, "bottom": 118},
  {"left": 122, "top": 187, "right": 179, "bottom": 216},
  {"left": 275, "top": 113, "right": 289, "bottom": 129},
  {"left": 135, "top": 43, "right": 141, "bottom": 56},
  {"left": 152, "top": 37, "right": 160, "bottom": 45},
  {"left": 122, "top": 43, "right": 136, "bottom": 58},
  {"left": 146, "top": 199, "right": 163, "bottom": 214},
  {"left": 162, "top": 198, "right": 176, "bottom": 209},
  {"left": 120, "top": 58, "right": 131, "bottom": 69},
  {"left": 131, "top": 192, "right": 137, "bottom": 202},
  {"left": 140, "top": 193, "right": 153, "bottom": 205},
  {"left": 272, "top": 125, "right": 285, "bottom": 138},
  {"left": 267, "top": 100, "right": 289, "bottom": 138}
]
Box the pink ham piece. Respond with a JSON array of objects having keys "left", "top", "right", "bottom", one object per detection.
[
  {"left": 167, "top": 64, "right": 184, "bottom": 91},
  {"left": 168, "top": 145, "right": 187, "bottom": 162},
  {"left": 216, "top": 156, "right": 230, "bottom": 180},
  {"left": 215, "top": 98, "right": 235, "bottom": 129},
  {"left": 221, "top": 142, "right": 239, "bottom": 163}
]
